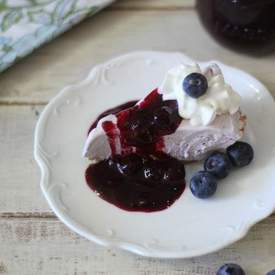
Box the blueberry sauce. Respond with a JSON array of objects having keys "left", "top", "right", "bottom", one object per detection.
[
  {"left": 88, "top": 100, "right": 138, "bottom": 133},
  {"left": 113, "top": 89, "right": 181, "bottom": 155},
  {"left": 86, "top": 154, "right": 186, "bottom": 212},
  {"left": 85, "top": 89, "right": 186, "bottom": 212}
]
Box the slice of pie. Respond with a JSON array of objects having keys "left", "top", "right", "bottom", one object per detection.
[{"left": 83, "top": 63, "right": 246, "bottom": 162}]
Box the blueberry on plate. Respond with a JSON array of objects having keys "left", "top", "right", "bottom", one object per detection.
[
  {"left": 183, "top": 72, "right": 208, "bottom": 98},
  {"left": 190, "top": 171, "right": 218, "bottom": 199},
  {"left": 266, "top": 270, "right": 275, "bottom": 275},
  {"left": 217, "top": 263, "right": 245, "bottom": 275},
  {"left": 204, "top": 152, "right": 232, "bottom": 179},
  {"left": 227, "top": 141, "right": 254, "bottom": 168}
]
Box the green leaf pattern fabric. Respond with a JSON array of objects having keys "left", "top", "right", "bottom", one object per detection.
[{"left": 0, "top": 0, "right": 114, "bottom": 72}]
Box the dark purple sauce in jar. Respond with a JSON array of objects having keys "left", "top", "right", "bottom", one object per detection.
[{"left": 196, "top": 0, "right": 275, "bottom": 54}]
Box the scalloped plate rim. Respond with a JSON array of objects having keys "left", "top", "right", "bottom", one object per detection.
[{"left": 34, "top": 51, "right": 275, "bottom": 259}]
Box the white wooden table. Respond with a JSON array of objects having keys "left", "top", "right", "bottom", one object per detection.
[{"left": 0, "top": 1, "right": 275, "bottom": 274}]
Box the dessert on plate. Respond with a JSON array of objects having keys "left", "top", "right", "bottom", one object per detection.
[
  {"left": 84, "top": 63, "right": 245, "bottom": 162},
  {"left": 83, "top": 62, "right": 252, "bottom": 212}
]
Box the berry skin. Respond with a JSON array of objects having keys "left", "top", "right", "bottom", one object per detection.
[
  {"left": 183, "top": 72, "right": 208, "bottom": 98},
  {"left": 266, "top": 270, "right": 275, "bottom": 275},
  {"left": 115, "top": 154, "right": 142, "bottom": 176},
  {"left": 204, "top": 152, "right": 232, "bottom": 179},
  {"left": 216, "top": 263, "right": 245, "bottom": 275},
  {"left": 153, "top": 106, "right": 172, "bottom": 131},
  {"left": 128, "top": 122, "right": 155, "bottom": 145},
  {"left": 136, "top": 128, "right": 155, "bottom": 144},
  {"left": 126, "top": 110, "right": 157, "bottom": 146},
  {"left": 190, "top": 171, "right": 218, "bottom": 199},
  {"left": 142, "top": 165, "right": 162, "bottom": 182},
  {"left": 227, "top": 141, "right": 254, "bottom": 168}
]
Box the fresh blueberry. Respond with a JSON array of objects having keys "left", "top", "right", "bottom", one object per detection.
[
  {"left": 183, "top": 72, "right": 208, "bottom": 98},
  {"left": 266, "top": 270, "right": 275, "bottom": 275},
  {"left": 217, "top": 263, "right": 245, "bottom": 275},
  {"left": 116, "top": 154, "right": 142, "bottom": 176},
  {"left": 204, "top": 152, "right": 232, "bottom": 179},
  {"left": 227, "top": 141, "right": 254, "bottom": 167},
  {"left": 190, "top": 171, "right": 218, "bottom": 199}
]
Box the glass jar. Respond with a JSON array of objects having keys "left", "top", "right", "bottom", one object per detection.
[{"left": 196, "top": 0, "right": 275, "bottom": 55}]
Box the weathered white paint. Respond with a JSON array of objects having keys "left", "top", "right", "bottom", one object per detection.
[
  {"left": 0, "top": 10, "right": 274, "bottom": 104},
  {"left": 0, "top": 106, "right": 50, "bottom": 213},
  {"left": 0, "top": 1, "right": 275, "bottom": 274},
  {"left": 0, "top": 216, "right": 275, "bottom": 275}
]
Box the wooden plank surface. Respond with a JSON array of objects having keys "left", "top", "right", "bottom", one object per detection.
[
  {"left": 0, "top": 10, "right": 274, "bottom": 104},
  {"left": 0, "top": 216, "right": 275, "bottom": 275},
  {"left": 1, "top": 1, "right": 275, "bottom": 274},
  {"left": 0, "top": 90, "right": 274, "bottom": 274},
  {"left": 0, "top": 106, "right": 50, "bottom": 213}
]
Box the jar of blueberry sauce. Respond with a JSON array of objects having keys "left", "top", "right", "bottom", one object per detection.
[{"left": 196, "top": 0, "right": 275, "bottom": 55}]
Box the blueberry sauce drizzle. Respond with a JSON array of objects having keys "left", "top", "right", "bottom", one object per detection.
[
  {"left": 111, "top": 89, "right": 182, "bottom": 155},
  {"left": 85, "top": 89, "right": 186, "bottom": 212},
  {"left": 86, "top": 154, "right": 186, "bottom": 212},
  {"left": 88, "top": 100, "right": 138, "bottom": 133}
]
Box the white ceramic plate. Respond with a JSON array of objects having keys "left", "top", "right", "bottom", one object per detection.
[{"left": 34, "top": 51, "right": 275, "bottom": 258}]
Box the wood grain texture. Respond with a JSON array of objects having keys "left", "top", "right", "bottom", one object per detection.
[
  {"left": 0, "top": 106, "right": 275, "bottom": 275},
  {"left": 0, "top": 216, "right": 275, "bottom": 275},
  {"left": 0, "top": 105, "right": 50, "bottom": 213},
  {"left": 0, "top": 10, "right": 274, "bottom": 104},
  {"left": 0, "top": 5, "right": 275, "bottom": 275}
]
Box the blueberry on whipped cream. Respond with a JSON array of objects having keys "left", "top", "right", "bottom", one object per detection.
[
  {"left": 183, "top": 72, "right": 208, "bottom": 98},
  {"left": 160, "top": 63, "right": 241, "bottom": 126}
]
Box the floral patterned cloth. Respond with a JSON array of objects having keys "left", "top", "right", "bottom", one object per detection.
[{"left": 0, "top": 0, "right": 114, "bottom": 73}]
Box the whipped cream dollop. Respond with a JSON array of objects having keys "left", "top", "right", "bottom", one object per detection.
[{"left": 160, "top": 63, "right": 241, "bottom": 126}]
